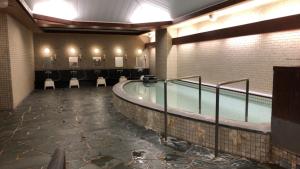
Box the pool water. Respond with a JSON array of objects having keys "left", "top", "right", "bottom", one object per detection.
[{"left": 123, "top": 81, "right": 271, "bottom": 123}]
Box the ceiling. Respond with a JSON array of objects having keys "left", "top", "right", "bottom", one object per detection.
[{"left": 23, "top": 0, "right": 225, "bottom": 23}]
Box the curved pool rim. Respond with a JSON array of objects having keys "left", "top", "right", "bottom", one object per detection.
[{"left": 113, "top": 80, "right": 270, "bottom": 133}]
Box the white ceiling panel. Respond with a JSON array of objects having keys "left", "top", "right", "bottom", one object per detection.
[{"left": 24, "top": 0, "right": 225, "bottom": 23}]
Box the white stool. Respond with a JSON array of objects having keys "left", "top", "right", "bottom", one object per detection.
[
  {"left": 119, "top": 76, "right": 127, "bottom": 82},
  {"left": 96, "top": 77, "right": 106, "bottom": 87},
  {"left": 69, "top": 78, "right": 80, "bottom": 88},
  {"left": 44, "top": 78, "right": 55, "bottom": 90}
]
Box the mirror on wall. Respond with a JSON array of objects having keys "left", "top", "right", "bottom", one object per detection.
[
  {"left": 115, "top": 56, "right": 124, "bottom": 67},
  {"left": 69, "top": 56, "right": 79, "bottom": 68}
]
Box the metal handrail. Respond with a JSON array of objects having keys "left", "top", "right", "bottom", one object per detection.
[
  {"left": 163, "top": 75, "right": 202, "bottom": 141},
  {"left": 214, "top": 78, "right": 249, "bottom": 157}
]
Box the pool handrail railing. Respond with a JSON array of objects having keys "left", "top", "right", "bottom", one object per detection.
[
  {"left": 214, "top": 78, "right": 250, "bottom": 157},
  {"left": 163, "top": 75, "right": 202, "bottom": 141}
]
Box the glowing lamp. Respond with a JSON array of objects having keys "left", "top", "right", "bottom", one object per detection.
[{"left": 115, "top": 48, "right": 122, "bottom": 55}]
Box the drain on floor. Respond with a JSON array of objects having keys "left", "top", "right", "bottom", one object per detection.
[
  {"left": 162, "top": 136, "right": 191, "bottom": 152},
  {"left": 132, "top": 150, "right": 146, "bottom": 160}
]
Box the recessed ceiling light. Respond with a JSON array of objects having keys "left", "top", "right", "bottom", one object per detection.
[
  {"left": 130, "top": 3, "right": 172, "bottom": 23},
  {"left": 33, "top": 0, "right": 78, "bottom": 20}
]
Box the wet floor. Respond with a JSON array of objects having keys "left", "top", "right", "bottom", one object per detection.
[{"left": 0, "top": 87, "right": 282, "bottom": 169}]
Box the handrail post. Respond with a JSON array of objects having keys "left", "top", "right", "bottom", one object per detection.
[
  {"left": 164, "top": 80, "right": 168, "bottom": 141},
  {"left": 245, "top": 79, "right": 249, "bottom": 122},
  {"left": 199, "top": 76, "right": 201, "bottom": 114},
  {"left": 215, "top": 86, "right": 220, "bottom": 157}
]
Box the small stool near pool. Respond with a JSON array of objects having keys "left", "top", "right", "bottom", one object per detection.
[
  {"left": 44, "top": 78, "right": 55, "bottom": 90},
  {"left": 119, "top": 76, "right": 127, "bottom": 82},
  {"left": 96, "top": 77, "right": 106, "bottom": 87},
  {"left": 69, "top": 78, "right": 80, "bottom": 88}
]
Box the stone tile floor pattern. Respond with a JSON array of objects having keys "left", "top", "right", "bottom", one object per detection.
[{"left": 0, "top": 87, "right": 283, "bottom": 169}]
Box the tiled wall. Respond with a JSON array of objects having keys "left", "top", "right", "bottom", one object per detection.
[
  {"left": 176, "top": 30, "right": 300, "bottom": 95},
  {"left": 0, "top": 14, "right": 34, "bottom": 110},
  {"left": 0, "top": 14, "right": 13, "bottom": 110},
  {"left": 272, "top": 146, "right": 300, "bottom": 169},
  {"left": 113, "top": 95, "right": 270, "bottom": 162},
  {"left": 149, "top": 48, "right": 156, "bottom": 75},
  {"left": 7, "top": 15, "right": 34, "bottom": 109},
  {"left": 155, "top": 29, "right": 169, "bottom": 79},
  {"left": 34, "top": 33, "right": 148, "bottom": 70},
  {"left": 149, "top": 28, "right": 300, "bottom": 95}
]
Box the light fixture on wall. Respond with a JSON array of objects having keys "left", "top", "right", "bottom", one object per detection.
[
  {"left": 115, "top": 47, "right": 123, "bottom": 56},
  {"left": 135, "top": 49, "right": 146, "bottom": 69},
  {"left": 209, "top": 14, "right": 217, "bottom": 22},
  {"left": 68, "top": 47, "right": 77, "bottom": 55},
  {"left": 42, "top": 47, "right": 56, "bottom": 90},
  {"left": 68, "top": 47, "right": 82, "bottom": 60},
  {"left": 44, "top": 47, "right": 50, "bottom": 55},
  {"left": 93, "top": 48, "right": 100, "bottom": 55},
  {"left": 42, "top": 47, "right": 56, "bottom": 61},
  {"left": 137, "top": 49, "right": 143, "bottom": 55},
  {"left": 92, "top": 47, "right": 105, "bottom": 66}
]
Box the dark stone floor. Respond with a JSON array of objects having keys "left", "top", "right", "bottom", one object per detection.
[{"left": 0, "top": 87, "right": 281, "bottom": 169}]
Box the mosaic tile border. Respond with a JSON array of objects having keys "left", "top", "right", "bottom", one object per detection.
[
  {"left": 272, "top": 146, "right": 300, "bottom": 169},
  {"left": 113, "top": 94, "right": 270, "bottom": 162}
]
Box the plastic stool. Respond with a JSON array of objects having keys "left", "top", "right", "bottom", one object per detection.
[
  {"left": 96, "top": 77, "right": 106, "bottom": 87},
  {"left": 69, "top": 78, "right": 80, "bottom": 88},
  {"left": 44, "top": 78, "right": 55, "bottom": 90}
]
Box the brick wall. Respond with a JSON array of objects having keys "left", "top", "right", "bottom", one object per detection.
[
  {"left": 7, "top": 15, "right": 34, "bottom": 109},
  {"left": 34, "top": 33, "right": 147, "bottom": 70}
]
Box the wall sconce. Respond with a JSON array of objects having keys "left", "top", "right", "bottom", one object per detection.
[
  {"left": 68, "top": 47, "right": 82, "bottom": 60},
  {"left": 135, "top": 49, "right": 146, "bottom": 68},
  {"left": 68, "top": 47, "right": 82, "bottom": 68},
  {"left": 137, "top": 49, "right": 143, "bottom": 55},
  {"left": 43, "top": 47, "right": 56, "bottom": 61},
  {"left": 115, "top": 47, "right": 123, "bottom": 56},
  {"left": 93, "top": 48, "right": 100, "bottom": 55},
  {"left": 92, "top": 47, "right": 106, "bottom": 66}
]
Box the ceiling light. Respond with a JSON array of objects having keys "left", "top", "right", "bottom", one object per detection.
[
  {"left": 33, "top": 0, "right": 78, "bottom": 20},
  {"left": 130, "top": 3, "right": 172, "bottom": 23}
]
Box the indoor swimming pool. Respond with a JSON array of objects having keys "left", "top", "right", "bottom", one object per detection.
[{"left": 123, "top": 81, "right": 271, "bottom": 124}]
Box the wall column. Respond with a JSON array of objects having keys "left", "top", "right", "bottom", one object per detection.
[{"left": 155, "top": 28, "right": 173, "bottom": 79}]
